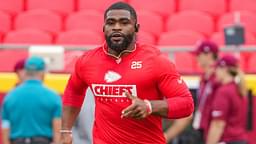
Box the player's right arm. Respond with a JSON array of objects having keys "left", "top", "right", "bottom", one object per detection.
[{"left": 61, "top": 56, "right": 88, "bottom": 144}]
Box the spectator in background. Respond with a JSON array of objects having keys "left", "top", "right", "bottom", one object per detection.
[
  {"left": 0, "top": 59, "right": 26, "bottom": 144},
  {"left": 0, "top": 59, "right": 26, "bottom": 106},
  {"left": 1, "top": 56, "right": 62, "bottom": 144},
  {"left": 192, "top": 41, "right": 220, "bottom": 143},
  {"left": 206, "top": 55, "right": 247, "bottom": 144},
  {"left": 13, "top": 59, "right": 26, "bottom": 85},
  {"left": 164, "top": 41, "right": 220, "bottom": 144}
]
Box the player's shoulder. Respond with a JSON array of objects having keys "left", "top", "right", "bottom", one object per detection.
[
  {"left": 137, "top": 43, "right": 161, "bottom": 56},
  {"left": 77, "top": 45, "right": 104, "bottom": 64}
]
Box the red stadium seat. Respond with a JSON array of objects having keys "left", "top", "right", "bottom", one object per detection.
[
  {"left": 0, "top": 32, "right": 3, "bottom": 42},
  {"left": 211, "top": 31, "right": 256, "bottom": 46},
  {"left": 4, "top": 29, "right": 53, "bottom": 44},
  {"left": 0, "top": 50, "right": 28, "bottom": 72},
  {"left": 56, "top": 30, "right": 103, "bottom": 45},
  {"left": 179, "top": 0, "right": 227, "bottom": 16},
  {"left": 158, "top": 30, "right": 205, "bottom": 46},
  {"left": 166, "top": 11, "right": 214, "bottom": 36},
  {"left": 15, "top": 9, "right": 62, "bottom": 33},
  {"left": 137, "top": 31, "right": 156, "bottom": 45},
  {"left": 174, "top": 53, "right": 197, "bottom": 74},
  {"left": 129, "top": 0, "right": 176, "bottom": 17},
  {"left": 26, "top": 0, "right": 74, "bottom": 15},
  {"left": 137, "top": 10, "right": 163, "bottom": 37},
  {"left": 239, "top": 55, "right": 248, "bottom": 71},
  {"left": 0, "top": 0, "right": 24, "bottom": 15},
  {"left": 0, "top": 11, "right": 11, "bottom": 33},
  {"left": 230, "top": 0, "right": 256, "bottom": 13},
  {"left": 218, "top": 11, "right": 256, "bottom": 34},
  {"left": 65, "top": 10, "right": 103, "bottom": 33},
  {"left": 247, "top": 53, "right": 256, "bottom": 73},
  {"left": 78, "top": 0, "right": 126, "bottom": 12}
]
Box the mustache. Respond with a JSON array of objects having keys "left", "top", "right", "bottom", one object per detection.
[{"left": 109, "top": 32, "right": 125, "bottom": 38}]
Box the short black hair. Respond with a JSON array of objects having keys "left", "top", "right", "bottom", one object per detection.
[{"left": 104, "top": 2, "right": 137, "bottom": 22}]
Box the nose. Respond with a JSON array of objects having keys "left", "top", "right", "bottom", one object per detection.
[{"left": 112, "top": 23, "right": 122, "bottom": 31}]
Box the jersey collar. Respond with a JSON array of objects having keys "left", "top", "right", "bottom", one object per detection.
[{"left": 102, "top": 42, "right": 137, "bottom": 59}]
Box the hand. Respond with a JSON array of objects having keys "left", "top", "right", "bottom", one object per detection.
[
  {"left": 121, "top": 91, "right": 150, "bottom": 119},
  {"left": 60, "top": 132, "right": 72, "bottom": 144}
]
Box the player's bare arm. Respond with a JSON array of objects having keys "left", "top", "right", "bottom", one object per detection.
[
  {"left": 60, "top": 106, "right": 81, "bottom": 144},
  {"left": 122, "top": 91, "right": 178, "bottom": 119}
]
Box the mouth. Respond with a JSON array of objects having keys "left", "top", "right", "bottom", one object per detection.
[{"left": 110, "top": 33, "right": 124, "bottom": 42}]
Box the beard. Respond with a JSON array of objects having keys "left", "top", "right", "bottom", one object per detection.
[{"left": 105, "top": 33, "right": 134, "bottom": 54}]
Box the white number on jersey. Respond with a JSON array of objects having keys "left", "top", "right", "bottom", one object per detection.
[{"left": 131, "top": 61, "right": 142, "bottom": 69}]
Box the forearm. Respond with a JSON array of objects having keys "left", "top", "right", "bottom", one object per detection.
[
  {"left": 2, "top": 128, "right": 11, "bottom": 144},
  {"left": 151, "top": 95, "right": 194, "bottom": 119},
  {"left": 164, "top": 115, "right": 193, "bottom": 143},
  {"left": 151, "top": 100, "right": 168, "bottom": 117},
  {"left": 166, "top": 95, "right": 194, "bottom": 119},
  {"left": 206, "top": 120, "right": 225, "bottom": 144},
  {"left": 61, "top": 106, "right": 81, "bottom": 130}
]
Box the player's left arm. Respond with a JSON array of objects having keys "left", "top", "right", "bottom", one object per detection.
[
  {"left": 122, "top": 55, "right": 194, "bottom": 119},
  {"left": 152, "top": 55, "right": 194, "bottom": 119}
]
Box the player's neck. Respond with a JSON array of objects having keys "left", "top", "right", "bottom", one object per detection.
[{"left": 108, "top": 43, "right": 136, "bottom": 59}]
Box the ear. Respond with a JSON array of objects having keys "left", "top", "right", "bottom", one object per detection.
[{"left": 135, "top": 24, "right": 140, "bottom": 32}]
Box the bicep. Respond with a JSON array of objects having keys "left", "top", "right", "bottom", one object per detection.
[
  {"left": 63, "top": 57, "right": 88, "bottom": 108},
  {"left": 155, "top": 56, "right": 194, "bottom": 118},
  {"left": 158, "top": 74, "right": 191, "bottom": 99}
]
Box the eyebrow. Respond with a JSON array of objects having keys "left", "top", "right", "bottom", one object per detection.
[{"left": 106, "top": 17, "right": 131, "bottom": 21}]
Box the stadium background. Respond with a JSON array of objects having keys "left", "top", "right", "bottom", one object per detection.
[{"left": 0, "top": 0, "right": 255, "bottom": 143}]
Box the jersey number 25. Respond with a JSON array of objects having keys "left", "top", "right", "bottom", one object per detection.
[{"left": 131, "top": 61, "right": 142, "bottom": 69}]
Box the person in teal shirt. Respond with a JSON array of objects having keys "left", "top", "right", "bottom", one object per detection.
[{"left": 1, "top": 56, "right": 62, "bottom": 144}]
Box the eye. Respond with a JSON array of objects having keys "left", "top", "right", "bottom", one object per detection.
[
  {"left": 106, "top": 20, "right": 115, "bottom": 25},
  {"left": 121, "top": 20, "right": 130, "bottom": 25}
]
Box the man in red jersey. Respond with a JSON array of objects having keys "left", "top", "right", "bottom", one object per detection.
[{"left": 60, "top": 2, "right": 194, "bottom": 144}]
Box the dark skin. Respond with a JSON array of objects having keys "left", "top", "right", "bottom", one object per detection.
[
  {"left": 60, "top": 9, "right": 169, "bottom": 144},
  {"left": 104, "top": 9, "right": 137, "bottom": 57}
]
